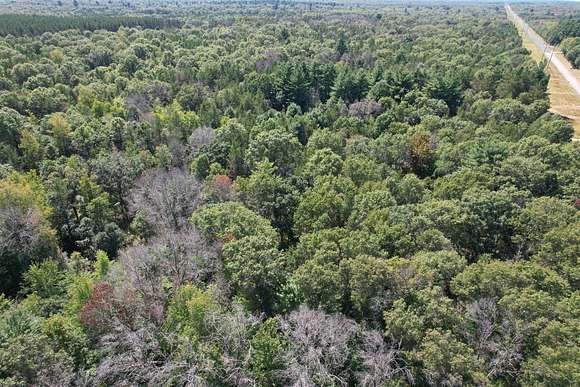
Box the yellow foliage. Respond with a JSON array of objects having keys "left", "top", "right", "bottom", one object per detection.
[
  {"left": 48, "top": 47, "right": 65, "bottom": 63},
  {"left": 0, "top": 171, "right": 52, "bottom": 218}
]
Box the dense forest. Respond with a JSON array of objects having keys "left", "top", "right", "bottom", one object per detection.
[
  {"left": 0, "top": 14, "right": 181, "bottom": 37},
  {"left": 0, "top": 1, "right": 579, "bottom": 386}
]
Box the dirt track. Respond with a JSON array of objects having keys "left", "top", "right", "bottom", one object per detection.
[{"left": 506, "top": 4, "right": 580, "bottom": 139}]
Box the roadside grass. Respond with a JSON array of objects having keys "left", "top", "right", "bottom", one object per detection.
[{"left": 511, "top": 12, "right": 580, "bottom": 139}]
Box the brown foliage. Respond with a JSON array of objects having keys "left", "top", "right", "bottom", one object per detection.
[{"left": 79, "top": 282, "right": 133, "bottom": 333}]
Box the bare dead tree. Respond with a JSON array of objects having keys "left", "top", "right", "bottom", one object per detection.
[
  {"left": 188, "top": 126, "right": 216, "bottom": 156},
  {"left": 357, "top": 330, "right": 414, "bottom": 387},
  {"left": 116, "top": 227, "right": 218, "bottom": 325},
  {"left": 279, "top": 306, "right": 360, "bottom": 387},
  {"left": 0, "top": 205, "right": 57, "bottom": 294},
  {"left": 92, "top": 320, "right": 185, "bottom": 386},
  {"left": 89, "top": 303, "right": 260, "bottom": 386},
  {"left": 124, "top": 93, "right": 152, "bottom": 120},
  {"left": 0, "top": 206, "right": 44, "bottom": 257},
  {"left": 36, "top": 359, "right": 75, "bottom": 387},
  {"left": 202, "top": 175, "right": 236, "bottom": 204},
  {"left": 348, "top": 99, "right": 384, "bottom": 119},
  {"left": 166, "top": 137, "right": 189, "bottom": 167},
  {"left": 255, "top": 51, "right": 281, "bottom": 72},
  {"left": 203, "top": 305, "right": 261, "bottom": 387},
  {"left": 129, "top": 168, "right": 202, "bottom": 233},
  {"left": 467, "top": 299, "right": 523, "bottom": 382}
]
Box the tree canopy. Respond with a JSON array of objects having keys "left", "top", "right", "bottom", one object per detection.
[{"left": 0, "top": 1, "right": 578, "bottom": 386}]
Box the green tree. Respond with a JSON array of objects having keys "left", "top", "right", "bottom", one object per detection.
[
  {"left": 165, "top": 284, "right": 218, "bottom": 342},
  {"left": 521, "top": 319, "right": 580, "bottom": 386},
  {"left": 0, "top": 108, "right": 23, "bottom": 150},
  {"left": 332, "top": 67, "right": 369, "bottom": 103},
  {"left": 451, "top": 259, "right": 570, "bottom": 301},
  {"left": 512, "top": 197, "right": 577, "bottom": 259},
  {"left": 27, "top": 87, "right": 67, "bottom": 117},
  {"left": 235, "top": 161, "right": 299, "bottom": 245},
  {"left": 302, "top": 148, "right": 343, "bottom": 180},
  {"left": 250, "top": 318, "right": 286, "bottom": 386},
  {"left": 191, "top": 201, "right": 279, "bottom": 243},
  {"left": 272, "top": 62, "right": 311, "bottom": 111},
  {"left": 222, "top": 236, "right": 285, "bottom": 314},
  {"left": 0, "top": 173, "right": 57, "bottom": 295},
  {"left": 292, "top": 260, "right": 345, "bottom": 313},
  {"left": 415, "top": 329, "right": 488, "bottom": 386},
  {"left": 246, "top": 127, "right": 303, "bottom": 176},
  {"left": 342, "top": 155, "right": 382, "bottom": 186},
  {"left": 533, "top": 222, "right": 580, "bottom": 288},
  {"left": 293, "top": 176, "right": 356, "bottom": 235},
  {"left": 425, "top": 75, "right": 462, "bottom": 115}
]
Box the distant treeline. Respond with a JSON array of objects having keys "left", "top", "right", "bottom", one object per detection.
[{"left": 0, "top": 14, "right": 181, "bottom": 36}]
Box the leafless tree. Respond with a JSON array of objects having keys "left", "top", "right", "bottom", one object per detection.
[
  {"left": 0, "top": 205, "right": 57, "bottom": 293},
  {"left": 202, "top": 305, "right": 261, "bottom": 386},
  {"left": 256, "top": 51, "right": 281, "bottom": 72},
  {"left": 36, "top": 360, "right": 75, "bottom": 387},
  {"left": 188, "top": 126, "right": 216, "bottom": 156},
  {"left": 129, "top": 168, "right": 202, "bottom": 233},
  {"left": 116, "top": 227, "right": 218, "bottom": 324},
  {"left": 348, "top": 99, "right": 384, "bottom": 119},
  {"left": 467, "top": 299, "right": 523, "bottom": 382},
  {"left": 202, "top": 175, "right": 236, "bottom": 204},
  {"left": 0, "top": 206, "right": 44, "bottom": 258},
  {"left": 166, "top": 137, "right": 189, "bottom": 167},
  {"left": 279, "top": 306, "right": 360, "bottom": 387},
  {"left": 357, "top": 330, "right": 414, "bottom": 386},
  {"left": 92, "top": 320, "right": 186, "bottom": 386},
  {"left": 89, "top": 304, "right": 259, "bottom": 387}
]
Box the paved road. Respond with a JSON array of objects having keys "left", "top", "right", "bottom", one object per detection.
[{"left": 506, "top": 4, "right": 580, "bottom": 98}]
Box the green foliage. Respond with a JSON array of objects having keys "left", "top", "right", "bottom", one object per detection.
[
  {"left": 332, "top": 67, "right": 369, "bottom": 103},
  {"left": 0, "top": 14, "right": 181, "bottom": 37},
  {"left": 521, "top": 319, "right": 580, "bottom": 386},
  {"left": 43, "top": 314, "right": 94, "bottom": 368},
  {"left": 21, "top": 260, "right": 68, "bottom": 316},
  {"left": 222, "top": 236, "right": 285, "bottom": 314},
  {"left": 250, "top": 318, "right": 286, "bottom": 385},
  {"left": 94, "top": 250, "right": 111, "bottom": 280},
  {"left": 414, "top": 329, "right": 488, "bottom": 386},
  {"left": 451, "top": 259, "right": 571, "bottom": 301},
  {"left": 293, "top": 176, "right": 356, "bottom": 235},
  {"left": 303, "top": 148, "right": 343, "bottom": 180},
  {"left": 548, "top": 17, "right": 580, "bottom": 45},
  {"left": 342, "top": 155, "right": 382, "bottom": 186},
  {"left": 246, "top": 127, "right": 303, "bottom": 176},
  {"left": 512, "top": 197, "right": 577, "bottom": 258},
  {"left": 425, "top": 75, "right": 462, "bottom": 115},
  {"left": 235, "top": 161, "right": 299, "bottom": 244},
  {"left": 64, "top": 272, "right": 94, "bottom": 317},
  {"left": 191, "top": 201, "right": 278, "bottom": 243},
  {"left": 533, "top": 222, "right": 580, "bottom": 288},
  {"left": 0, "top": 332, "right": 74, "bottom": 386},
  {"left": 0, "top": 2, "right": 577, "bottom": 385},
  {"left": 560, "top": 37, "right": 580, "bottom": 69},
  {"left": 27, "top": 87, "right": 67, "bottom": 117},
  {"left": 166, "top": 284, "right": 217, "bottom": 342},
  {"left": 347, "top": 189, "right": 396, "bottom": 228},
  {"left": 292, "top": 259, "right": 345, "bottom": 313},
  {"left": 155, "top": 101, "right": 201, "bottom": 141}
]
